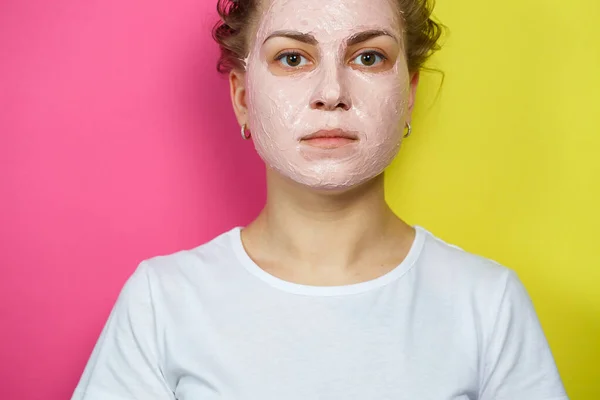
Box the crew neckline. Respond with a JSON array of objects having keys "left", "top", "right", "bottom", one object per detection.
[{"left": 230, "top": 225, "right": 428, "bottom": 296}]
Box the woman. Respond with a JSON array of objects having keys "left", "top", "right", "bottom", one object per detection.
[{"left": 72, "top": 0, "right": 568, "bottom": 398}]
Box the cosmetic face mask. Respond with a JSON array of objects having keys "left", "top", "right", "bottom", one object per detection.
[{"left": 244, "top": 0, "right": 411, "bottom": 190}]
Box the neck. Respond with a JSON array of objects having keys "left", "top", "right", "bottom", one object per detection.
[{"left": 243, "top": 168, "right": 414, "bottom": 277}]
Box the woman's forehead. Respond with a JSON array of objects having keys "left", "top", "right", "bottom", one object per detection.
[{"left": 256, "top": 0, "right": 400, "bottom": 40}]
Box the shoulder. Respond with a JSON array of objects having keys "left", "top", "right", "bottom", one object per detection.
[
  {"left": 126, "top": 227, "right": 243, "bottom": 303},
  {"left": 146, "top": 226, "right": 239, "bottom": 273},
  {"left": 411, "top": 227, "right": 544, "bottom": 361},
  {"left": 412, "top": 226, "right": 529, "bottom": 337},
  {"left": 415, "top": 226, "right": 515, "bottom": 296}
]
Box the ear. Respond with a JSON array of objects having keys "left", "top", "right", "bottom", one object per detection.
[
  {"left": 229, "top": 69, "right": 248, "bottom": 126},
  {"left": 406, "top": 71, "right": 420, "bottom": 121}
]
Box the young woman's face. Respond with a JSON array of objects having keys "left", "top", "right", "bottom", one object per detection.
[{"left": 244, "top": 0, "right": 414, "bottom": 190}]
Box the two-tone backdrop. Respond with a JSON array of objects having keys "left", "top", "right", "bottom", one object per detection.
[{"left": 1, "top": 0, "right": 598, "bottom": 398}]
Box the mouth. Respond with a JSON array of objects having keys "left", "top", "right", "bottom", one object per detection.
[{"left": 300, "top": 129, "right": 359, "bottom": 149}]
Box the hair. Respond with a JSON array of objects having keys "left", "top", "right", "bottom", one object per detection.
[{"left": 211, "top": 0, "right": 444, "bottom": 74}]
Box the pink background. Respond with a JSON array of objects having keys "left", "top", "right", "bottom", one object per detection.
[{"left": 0, "top": 1, "right": 265, "bottom": 398}]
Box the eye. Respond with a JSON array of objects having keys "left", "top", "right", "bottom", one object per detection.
[
  {"left": 276, "top": 52, "right": 310, "bottom": 68},
  {"left": 351, "top": 51, "right": 386, "bottom": 67}
]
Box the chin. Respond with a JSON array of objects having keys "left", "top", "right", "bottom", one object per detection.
[{"left": 282, "top": 169, "right": 382, "bottom": 194}]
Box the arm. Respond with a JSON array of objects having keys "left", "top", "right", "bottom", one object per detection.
[
  {"left": 71, "top": 262, "right": 175, "bottom": 400},
  {"left": 479, "top": 271, "right": 568, "bottom": 400}
]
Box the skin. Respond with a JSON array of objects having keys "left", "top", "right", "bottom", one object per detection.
[{"left": 229, "top": 0, "right": 420, "bottom": 285}]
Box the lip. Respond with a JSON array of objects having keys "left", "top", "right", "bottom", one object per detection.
[
  {"left": 301, "top": 129, "right": 358, "bottom": 141},
  {"left": 300, "top": 129, "right": 359, "bottom": 149}
]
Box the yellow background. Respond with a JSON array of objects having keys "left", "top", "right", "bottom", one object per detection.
[{"left": 385, "top": 0, "right": 600, "bottom": 398}]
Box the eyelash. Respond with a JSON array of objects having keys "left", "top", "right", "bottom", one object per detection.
[{"left": 275, "top": 50, "right": 388, "bottom": 69}]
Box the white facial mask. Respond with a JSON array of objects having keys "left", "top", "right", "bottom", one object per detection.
[{"left": 244, "top": 0, "right": 411, "bottom": 190}]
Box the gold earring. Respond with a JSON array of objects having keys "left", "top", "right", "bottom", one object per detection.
[
  {"left": 241, "top": 124, "right": 251, "bottom": 140},
  {"left": 404, "top": 122, "right": 412, "bottom": 138}
]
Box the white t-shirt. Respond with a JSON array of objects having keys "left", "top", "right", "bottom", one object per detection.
[{"left": 72, "top": 225, "right": 568, "bottom": 400}]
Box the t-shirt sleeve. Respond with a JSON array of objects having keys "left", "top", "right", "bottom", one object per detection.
[
  {"left": 479, "top": 270, "right": 569, "bottom": 400},
  {"left": 71, "top": 262, "right": 175, "bottom": 400}
]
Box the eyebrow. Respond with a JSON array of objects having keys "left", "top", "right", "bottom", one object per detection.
[
  {"left": 346, "top": 29, "right": 397, "bottom": 46},
  {"left": 263, "top": 30, "right": 318, "bottom": 45},
  {"left": 263, "top": 29, "right": 397, "bottom": 46}
]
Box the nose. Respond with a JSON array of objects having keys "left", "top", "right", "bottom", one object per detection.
[{"left": 310, "top": 66, "right": 352, "bottom": 111}]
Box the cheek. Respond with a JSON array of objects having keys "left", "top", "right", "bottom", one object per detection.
[
  {"left": 352, "top": 75, "right": 408, "bottom": 132},
  {"left": 247, "top": 73, "right": 309, "bottom": 130}
]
